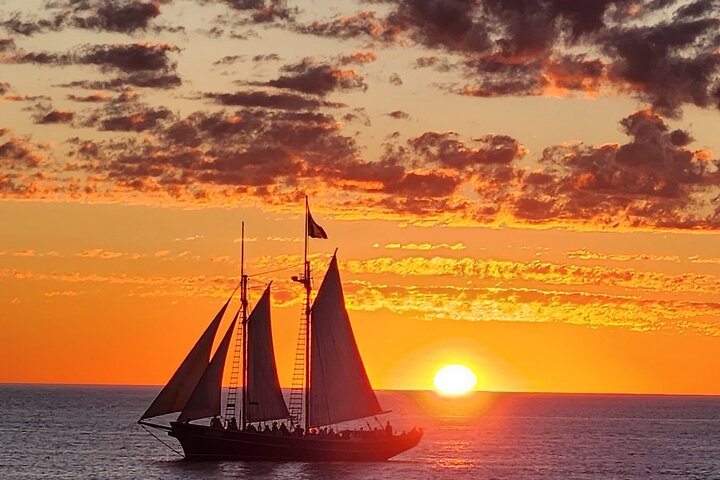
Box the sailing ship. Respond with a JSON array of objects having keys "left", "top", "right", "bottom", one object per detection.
[{"left": 138, "top": 199, "right": 423, "bottom": 461}]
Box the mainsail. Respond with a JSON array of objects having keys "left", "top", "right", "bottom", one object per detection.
[
  {"left": 308, "top": 254, "right": 384, "bottom": 427},
  {"left": 245, "top": 284, "right": 290, "bottom": 422},
  {"left": 140, "top": 297, "right": 231, "bottom": 420},
  {"left": 178, "top": 311, "right": 238, "bottom": 423}
]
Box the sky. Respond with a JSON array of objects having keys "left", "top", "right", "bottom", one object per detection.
[{"left": 1, "top": 0, "right": 719, "bottom": 394}]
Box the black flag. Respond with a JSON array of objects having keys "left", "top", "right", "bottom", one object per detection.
[{"left": 307, "top": 209, "right": 328, "bottom": 239}]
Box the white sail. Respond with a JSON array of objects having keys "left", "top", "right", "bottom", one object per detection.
[
  {"left": 178, "top": 312, "right": 238, "bottom": 423},
  {"left": 308, "top": 254, "right": 384, "bottom": 427},
  {"left": 246, "top": 284, "right": 290, "bottom": 422},
  {"left": 140, "top": 299, "right": 230, "bottom": 420}
]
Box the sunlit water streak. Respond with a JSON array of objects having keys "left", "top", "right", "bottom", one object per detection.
[{"left": 0, "top": 385, "right": 718, "bottom": 479}]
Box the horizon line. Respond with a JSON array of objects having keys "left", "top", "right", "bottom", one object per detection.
[{"left": 2, "top": 382, "right": 719, "bottom": 397}]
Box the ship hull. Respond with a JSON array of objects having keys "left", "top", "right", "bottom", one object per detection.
[{"left": 169, "top": 422, "right": 423, "bottom": 461}]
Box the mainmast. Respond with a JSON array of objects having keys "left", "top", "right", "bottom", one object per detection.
[
  {"left": 224, "top": 222, "right": 247, "bottom": 428},
  {"left": 303, "top": 197, "right": 312, "bottom": 432},
  {"left": 290, "top": 196, "right": 322, "bottom": 431},
  {"left": 240, "top": 223, "right": 249, "bottom": 430}
]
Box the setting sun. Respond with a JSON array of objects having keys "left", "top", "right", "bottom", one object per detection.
[{"left": 433, "top": 365, "right": 478, "bottom": 396}]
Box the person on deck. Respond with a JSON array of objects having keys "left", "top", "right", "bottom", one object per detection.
[
  {"left": 385, "top": 421, "right": 393, "bottom": 437},
  {"left": 210, "top": 416, "right": 222, "bottom": 429},
  {"left": 272, "top": 422, "right": 279, "bottom": 433},
  {"left": 279, "top": 422, "right": 290, "bottom": 436},
  {"left": 227, "top": 417, "right": 238, "bottom": 430}
]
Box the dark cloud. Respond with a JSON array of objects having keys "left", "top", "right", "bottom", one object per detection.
[
  {"left": 67, "top": 1, "right": 162, "bottom": 33},
  {"left": 67, "top": 92, "right": 113, "bottom": 103},
  {"left": 3, "top": 93, "right": 52, "bottom": 102},
  {"left": 387, "top": 110, "right": 410, "bottom": 120},
  {"left": 1, "top": 12, "right": 63, "bottom": 36},
  {"left": 205, "top": 91, "right": 342, "bottom": 110},
  {"left": 57, "top": 73, "right": 181, "bottom": 90},
  {"left": 296, "top": 11, "right": 398, "bottom": 40},
  {"left": 0, "top": 37, "right": 16, "bottom": 52},
  {"left": 408, "top": 131, "right": 525, "bottom": 168},
  {"left": 6, "top": 42, "right": 179, "bottom": 72},
  {"left": 213, "top": 55, "right": 245, "bottom": 66},
  {"left": 383, "top": 171, "right": 461, "bottom": 197},
  {"left": 389, "top": 73, "right": 403, "bottom": 85},
  {"left": 253, "top": 58, "right": 368, "bottom": 96},
  {"left": 1, "top": 1, "right": 165, "bottom": 36},
  {"left": 546, "top": 55, "right": 605, "bottom": 92},
  {"left": 459, "top": 57, "right": 548, "bottom": 97},
  {"left": 78, "top": 43, "right": 179, "bottom": 72},
  {"left": 602, "top": 17, "right": 720, "bottom": 117},
  {"left": 85, "top": 103, "right": 174, "bottom": 132},
  {"left": 7, "top": 43, "right": 181, "bottom": 91},
  {"left": 0, "top": 136, "right": 45, "bottom": 168},
  {"left": 252, "top": 53, "right": 280, "bottom": 63},
  {"left": 203, "top": 0, "right": 296, "bottom": 24},
  {"left": 386, "top": 0, "right": 490, "bottom": 53},
  {"left": 297, "top": 1, "right": 720, "bottom": 114},
  {"left": 36, "top": 109, "right": 75, "bottom": 124},
  {"left": 414, "top": 56, "right": 452, "bottom": 72},
  {"left": 515, "top": 110, "right": 719, "bottom": 228},
  {"left": 339, "top": 51, "right": 376, "bottom": 65}
]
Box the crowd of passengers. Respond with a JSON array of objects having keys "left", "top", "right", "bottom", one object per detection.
[{"left": 209, "top": 416, "right": 419, "bottom": 439}]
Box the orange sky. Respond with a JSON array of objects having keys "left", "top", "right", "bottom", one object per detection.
[
  {"left": 1, "top": 201, "right": 719, "bottom": 394},
  {"left": 1, "top": 0, "right": 719, "bottom": 394}
]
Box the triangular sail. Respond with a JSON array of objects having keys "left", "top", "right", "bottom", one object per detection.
[
  {"left": 246, "top": 284, "right": 290, "bottom": 422},
  {"left": 140, "top": 297, "right": 231, "bottom": 420},
  {"left": 308, "top": 254, "right": 384, "bottom": 427},
  {"left": 178, "top": 311, "right": 238, "bottom": 423}
]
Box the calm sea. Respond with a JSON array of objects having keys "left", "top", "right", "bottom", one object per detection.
[{"left": 0, "top": 385, "right": 718, "bottom": 479}]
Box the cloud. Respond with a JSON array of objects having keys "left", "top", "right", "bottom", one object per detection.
[
  {"left": 383, "top": 242, "right": 467, "bottom": 251},
  {"left": 67, "top": 92, "right": 113, "bottom": 103},
  {"left": 216, "top": 0, "right": 296, "bottom": 23},
  {"left": 566, "top": 248, "right": 681, "bottom": 262},
  {"left": 250, "top": 58, "right": 368, "bottom": 96},
  {"left": 1, "top": 1, "right": 165, "bottom": 36},
  {"left": 66, "top": 1, "right": 162, "bottom": 33},
  {"left": 36, "top": 109, "right": 75, "bottom": 124},
  {"left": 205, "top": 91, "right": 342, "bottom": 110},
  {"left": 296, "top": 1, "right": 720, "bottom": 114},
  {"left": 0, "top": 136, "right": 46, "bottom": 168},
  {"left": 387, "top": 110, "right": 410, "bottom": 120},
  {"left": 515, "top": 110, "right": 720, "bottom": 229},
  {"left": 90, "top": 104, "right": 174, "bottom": 132},
  {"left": 339, "top": 51, "right": 377, "bottom": 65},
  {"left": 0, "top": 37, "right": 15, "bottom": 52},
  {"left": 5, "top": 42, "right": 182, "bottom": 90},
  {"left": 408, "top": 131, "right": 526, "bottom": 168},
  {"left": 76, "top": 249, "right": 125, "bottom": 259},
  {"left": 296, "top": 11, "right": 398, "bottom": 41}
]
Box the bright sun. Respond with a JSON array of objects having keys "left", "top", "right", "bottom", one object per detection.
[{"left": 433, "top": 364, "right": 478, "bottom": 395}]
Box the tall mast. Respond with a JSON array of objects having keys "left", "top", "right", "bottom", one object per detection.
[
  {"left": 240, "top": 222, "right": 249, "bottom": 430},
  {"left": 303, "top": 196, "right": 312, "bottom": 432}
]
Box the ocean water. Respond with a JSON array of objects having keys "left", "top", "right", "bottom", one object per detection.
[{"left": 0, "top": 385, "right": 719, "bottom": 479}]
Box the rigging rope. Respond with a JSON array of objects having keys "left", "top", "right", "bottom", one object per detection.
[
  {"left": 248, "top": 262, "right": 305, "bottom": 278},
  {"left": 141, "top": 425, "right": 184, "bottom": 458}
]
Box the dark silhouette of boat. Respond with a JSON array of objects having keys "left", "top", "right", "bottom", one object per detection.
[{"left": 138, "top": 199, "right": 422, "bottom": 460}]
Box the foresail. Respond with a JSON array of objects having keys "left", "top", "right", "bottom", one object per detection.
[
  {"left": 246, "top": 284, "right": 290, "bottom": 422},
  {"left": 140, "top": 297, "right": 230, "bottom": 420},
  {"left": 177, "top": 311, "right": 238, "bottom": 423},
  {"left": 308, "top": 254, "right": 384, "bottom": 427}
]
